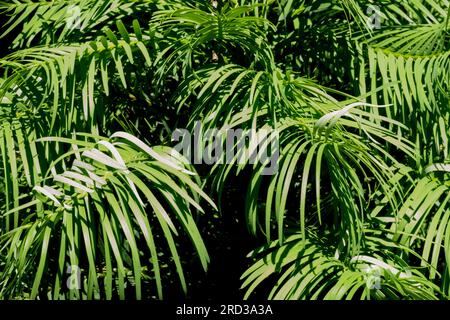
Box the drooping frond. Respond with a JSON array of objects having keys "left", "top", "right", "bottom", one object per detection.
[{"left": 0, "top": 132, "right": 215, "bottom": 300}]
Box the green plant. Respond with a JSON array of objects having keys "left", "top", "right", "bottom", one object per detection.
[{"left": 1, "top": 0, "right": 450, "bottom": 300}]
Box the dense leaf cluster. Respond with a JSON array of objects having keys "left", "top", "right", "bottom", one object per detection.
[{"left": 0, "top": 0, "right": 449, "bottom": 300}]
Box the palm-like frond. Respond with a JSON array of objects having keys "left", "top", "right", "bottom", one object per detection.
[
  {"left": 0, "top": 20, "right": 152, "bottom": 133},
  {"left": 370, "top": 163, "right": 450, "bottom": 296},
  {"left": 2, "top": 0, "right": 450, "bottom": 301},
  {"left": 352, "top": 1, "right": 450, "bottom": 164},
  {"left": 150, "top": 4, "right": 276, "bottom": 83},
  {"left": 174, "top": 59, "right": 414, "bottom": 254},
  {"left": 241, "top": 231, "right": 443, "bottom": 300},
  {"left": 0, "top": 132, "right": 215, "bottom": 300},
  {"left": 0, "top": 0, "right": 186, "bottom": 48}
]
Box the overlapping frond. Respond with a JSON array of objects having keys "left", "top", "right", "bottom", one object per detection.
[
  {"left": 241, "top": 231, "right": 443, "bottom": 300},
  {"left": 0, "top": 20, "right": 152, "bottom": 133},
  {"left": 1, "top": 0, "right": 450, "bottom": 301},
  {"left": 0, "top": 132, "right": 215, "bottom": 300}
]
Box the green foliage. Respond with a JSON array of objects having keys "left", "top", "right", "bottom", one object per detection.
[
  {"left": 1, "top": 0, "right": 450, "bottom": 300},
  {"left": 1, "top": 132, "right": 216, "bottom": 299}
]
